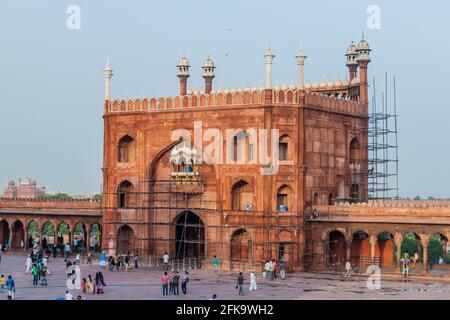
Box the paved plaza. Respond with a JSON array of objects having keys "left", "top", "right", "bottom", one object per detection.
[{"left": 0, "top": 253, "right": 449, "bottom": 300}]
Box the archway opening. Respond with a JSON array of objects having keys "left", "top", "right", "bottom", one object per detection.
[
  {"left": 0, "top": 220, "right": 10, "bottom": 247},
  {"left": 350, "top": 231, "right": 370, "bottom": 266},
  {"left": 27, "top": 220, "right": 40, "bottom": 248},
  {"left": 401, "top": 232, "right": 422, "bottom": 269},
  {"left": 376, "top": 231, "right": 395, "bottom": 267},
  {"left": 230, "top": 228, "right": 250, "bottom": 261},
  {"left": 117, "top": 181, "right": 136, "bottom": 209},
  {"left": 231, "top": 180, "right": 253, "bottom": 211},
  {"left": 328, "top": 230, "right": 346, "bottom": 266},
  {"left": 175, "top": 211, "right": 205, "bottom": 259},
  {"left": 73, "top": 222, "right": 86, "bottom": 253},
  {"left": 57, "top": 222, "right": 71, "bottom": 249},
  {"left": 90, "top": 223, "right": 102, "bottom": 252},
  {"left": 42, "top": 221, "right": 55, "bottom": 249},
  {"left": 117, "top": 225, "right": 134, "bottom": 255},
  {"left": 11, "top": 220, "right": 25, "bottom": 249},
  {"left": 428, "top": 233, "right": 448, "bottom": 267}
]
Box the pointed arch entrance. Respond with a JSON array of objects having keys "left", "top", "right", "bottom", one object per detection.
[{"left": 174, "top": 211, "right": 205, "bottom": 259}]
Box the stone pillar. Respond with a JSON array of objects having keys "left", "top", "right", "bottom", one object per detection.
[
  {"left": 442, "top": 239, "right": 448, "bottom": 261},
  {"left": 85, "top": 227, "right": 90, "bottom": 252},
  {"left": 8, "top": 225, "right": 13, "bottom": 249},
  {"left": 346, "top": 239, "right": 352, "bottom": 263},
  {"left": 295, "top": 50, "right": 307, "bottom": 90},
  {"left": 394, "top": 233, "right": 402, "bottom": 272},
  {"left": 103, "top": 58, "right": 113, "bottom": 101},
  {"left": 370, "top": 235, "right": 377, "bottom": 265},
  {"left": 24, "top": 228, "right": 28, "bottom": 252},
  {"left": 421, "top": 236, "right": 429, "bottom": 274},
  {"left": 264, "top": 46, "right": 275, "bottom": 89}
]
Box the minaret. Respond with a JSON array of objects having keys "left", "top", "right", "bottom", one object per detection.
[
  {"left": 295, "top": 48, "right": 307, "bottom": 90},
  {"left": 345, "top": 41, "right": 358, "bottom": 82},
  {"left": 103, "top": 57, "right": 113, "bottom": 101},
  {"left": 202, "top": 56, "right": 215, "bottom": 94},
  {"left": 356, "top": 33, "right": 371, "bottom": 107},
  {"left": 263, "top": 45, "right": 275, "bottom": 89},
  {"left": 177, "top": 54, "right": 190, "bottom": 95}
]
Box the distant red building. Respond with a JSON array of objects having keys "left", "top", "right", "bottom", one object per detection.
[{"left": 3, "top": 178, "right": 46, "bottom": 198}]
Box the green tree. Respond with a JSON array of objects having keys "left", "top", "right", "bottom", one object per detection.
[{"left": 37, "top": 193, "right": 72, "bottom": 200}]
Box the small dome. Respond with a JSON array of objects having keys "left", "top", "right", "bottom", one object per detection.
[
  {"left": 311, "top": 83, "right": 319, "bottom": 88},
  {"left": 327, "top": 81, "right": 334, "bottom": 87},
  {"left": 320, "top": 82, "right": 327, "bottom": 88},
  {"left": 346, "top": 41, "right": 357, "bottom": 55},
  {"left": 334, "top": 80, "right": 342, "bottom": 86},
  {"left": 177, "top": 56, "right": 190, "bottom": 67},
  {"left": 8, "top": 180, "right": 15, "bottom": 186},
  {"left": 357, "top": 38, "right": 370, "bottom": 51},
  {"left": 202, "top": 56, "right": 215, "bottom": 68},
  {"left": 304, "top": 83, "right": 312, "bottom": 89},
  {"left": 351, "top": 77, "right": 360, "bottom": 85}
]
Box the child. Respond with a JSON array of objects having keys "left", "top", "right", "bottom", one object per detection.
[
  {"left": 82, "top": 278, "right": 87, "bottom": 293},
  {"left": 0, "top": 275, "right": 5, "bottom": 293},
  {"left": 41, "top": 267, "right": 48, "bottom": 286},
  {"left": 97, "top": 284, "right": 104, "bottom": 294}
]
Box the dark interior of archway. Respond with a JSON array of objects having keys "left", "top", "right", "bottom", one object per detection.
[
  {"left": 12, "top": 221, "right": 24, "bottom": 249},
  {"left": 175, "top": 211, "right": 205, "bottom": 259},
  {"left": 117, "top": 225, "right": 134, "bottom": 254},
  {"left": 329, "top": 231, "right": 346, "bottom": 265},
  {"left": 0, "top": 221, "right": 9, "bottom": 245}
]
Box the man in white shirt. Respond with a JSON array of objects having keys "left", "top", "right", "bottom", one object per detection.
[
  {"left": 344, "top": 260, "right": 352, "bottom": 279},
  {"left": 64, "top": 291, "right": 73, "bottom": 300},
  {"left": 163, "top": 252, "right": 169, "bottom": 271}
]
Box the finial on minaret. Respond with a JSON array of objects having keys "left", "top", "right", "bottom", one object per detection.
[
  {"left": 264, "top": 44, "right": 275, "bottom": 89},
  {"left": 177, "top": 53, "right": 191, "bottom": 95},
  {"left": 295, "top": 45, "right": 307, "bottom": 90},
  {"left": 202, "top": 55, "right": 216, "bottom": 94},
  {"left": 103, "top": 57, "right": 113, "bottom": 101}
]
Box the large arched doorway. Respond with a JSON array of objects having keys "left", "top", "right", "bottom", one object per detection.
[
  {"left": 42, "top": 221, "right": 55, "bottom": 249},
  {"left": 230, "top": 229, "right": 250, "bottom": 261},
  {"left": 376, "top": 231, "right": 395, "bottom": 267},
  {"left": 117, "top": 225, "right": 134, "bottom": 254},
  {"left": 27, "top": 220, "right": 40, "bottom": 248},
  {"left": 328, "top": 230, "right": 346, "bottom": 265},
  {"left": 73, "top": 222, "right": 87, "bottom": 252},
  {"left": 90, "top": 223, "right": 102, "bottom": 251},
  {"left": 350, "top": 231, "right": 370, "bottom": 266},
  {"left": 174, "top": 211, "right": 205, "bottom": 259},
  {"left": 0, "top": 220, "right": 10, "bottom": 247},
  {"left": 11, "top": 220, "right": 25, "bottom": 249},
  {"left": 57, "top": 222, "right": 71, "bottom": 249}
]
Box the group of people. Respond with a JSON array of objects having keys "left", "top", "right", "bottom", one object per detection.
[
  {"left": 26, "top": 251, "right": 50, "bottom": 287},
  {"left": 264, "top": 259, "right": 287, "bottom": 280},
  {"left": 0, "top": 275, "right": 15, "bottom": 300},
  {"left": 104, "top": 251, "right": 139, "bottom": 272},
  {"left": 81, "top": 272, "right": 106, "bottom": 295},
  {"left": 161, "top": 270, "right": 190, "bottom": 295}
]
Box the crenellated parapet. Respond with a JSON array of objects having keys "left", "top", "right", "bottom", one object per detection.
[{"left": 105, "top": 84, "right": 363, "bottom": 116}]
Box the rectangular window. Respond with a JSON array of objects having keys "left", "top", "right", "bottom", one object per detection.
[{"left": 279, "top": 142, "right": 288, "bottom": 160}]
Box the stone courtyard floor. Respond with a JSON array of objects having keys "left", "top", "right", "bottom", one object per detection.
[{"left": 0, "top": 253, "right": 449, "bottom": 300}]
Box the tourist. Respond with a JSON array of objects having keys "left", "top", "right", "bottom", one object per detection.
[
  {"left": 87, "top": 275, "right": 94, "bottom": 294},
  {"left": 99, "top": 251, "right": 107, "bottom": 270},
  {"left": 161, "top": 272, "right": 169, "bottom": 296},
  {"left": 64, "top": 290, "right": 73, "bottom": 300},
  {"left": 108, "top": 256, "right": 114, "bottom": 271},
  {"left": 114, "top": 254, "right": 121, "bottom": 271},
  {"left": 134, "top": 251, "right": 139, "bottom": 270},
  {"left": 163, "top": 252, "right": 169, "bottom": 271},
  {"left": 41, "top": 266, "right": 48, "bottom": 286},
  {"left": 344, "top": 260, "right": 352, "bottom": 279},
  {"left": 212, "top": 255, "right": 219, "bottom": 273},
  {"left": 412, "top": 251, "right": 419, "bottom": 269},
  {"left": 272, "top": 259, "right": 277, "bottom": 279},
  {"left": 86, "top": 251, "right": 92, "bottom": 267},
  {"left": 32, "top": 264, "right": 39, "bottom": 287},
  {"left": 125, "top": 252, "right": 131, "bottom": 272},
  {"left": 42, "top": 255, "right": 50, "bottom": 275},
  {"left": 0, "top": 274, "right": 5, "bottom": 293},
  {"left": 264, "top": 260, "right": 274, "bottom": 280},
  {"left": 64, "top": 243, "right": 71, "bottom": 260},
  {"left": 236, "top": 272, "right": 244, "bottom": 296},
  {"left": 402, "top": 257, "right": 410, "bottom": 282},
  {"left": 249, "top": 270, "right": 257, "bottom": 291},
  {"left": 74, "top": 238, "right": 79, "bottom": 253},
  {"left": 181, "top": 271, "right": 190, "bottom": 294},
  {"left": 52, "top": 246, "right": 57, "bottom": 258},
  {"left": 82, "top": 278, "right": 87, "bottom": 293},
  {"left": 279, "top": 261, "right": 286, "bottom": 279},
  {"left": 6, "top": 276, "right": 15, "bottom": 300},
  {"left": 95, "top": 271, "right": 106, "bottom": 287},
  {"left": 169, "top": 271, "right": 174, "bottom": 294},
  {"left": 173, "top": 271, "right": 180, "bottom": 295},
  {"left": 25, "top": 255, "right": 32, "bottom": 273},
  {"left": 76, "top": 253, "right": 81, "bottom": 265},
  {"left": 439, "top": 256, "right": 444, "bottom": 265}
]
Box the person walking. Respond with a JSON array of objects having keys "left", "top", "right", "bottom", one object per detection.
[
  {"left": 344, "top": 260, "right": 352, "bottom": 279},
  {"left": 87, "top": 275, "right": 94, "bottom": 294},
  {"left": 64, "top": 290, "right": 73, "bottom": 300},
  {"left": 163, "top": 252, "right": 169, "bottom": 272},
  {"left": 76, "top": 253, "right": 81, "bottom": 265},
  {"left": 41, "top": 267, "right": 48, "bottom": 286},
  {"left": 181, "top": 271, "right": 190, "bottom": 295},
  {"left": 134, "top": 251, "right": 139, "bottom": 271},
  {"left": 161, "top": 272, "right": 169, "bottom": 296},
  {"left": 82, "top": 278, "right": 87, "bottom": 293},
  {"left": 64, "top": 243, "right": 71, "bottom": 261},
  {"left": 99, "top": 251, "right": 107, "bottom": 270},
  {"left": 25, "top": 255, "right": 32, "bottom": 274},
  {"left": 0, "top": 274, "right": 5, "bottom": 293},
  {"left": 212, "top": 255, "right": 219, "bottom": 273},
  {"left": 6, "top": 276, "right": 15, "bottom": 300},
  {"left": 402, "top": 257, "right": 410, "bottom": 282},
  {"left": 272, "top": 259, "right": 277, "bottom": 279},
  {"left": 249, "top": 270, "right": 257, "bottom": 291},
  {"left": 237, "top": 272, "right": 244, "bottom": 296},
  {"left": 279, "top": 261, "right": 286, "bottom": 279}
]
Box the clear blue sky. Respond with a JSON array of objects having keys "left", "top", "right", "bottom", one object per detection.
[{"left": 0, "top": 0, "right": 449, "bottom": 197}]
